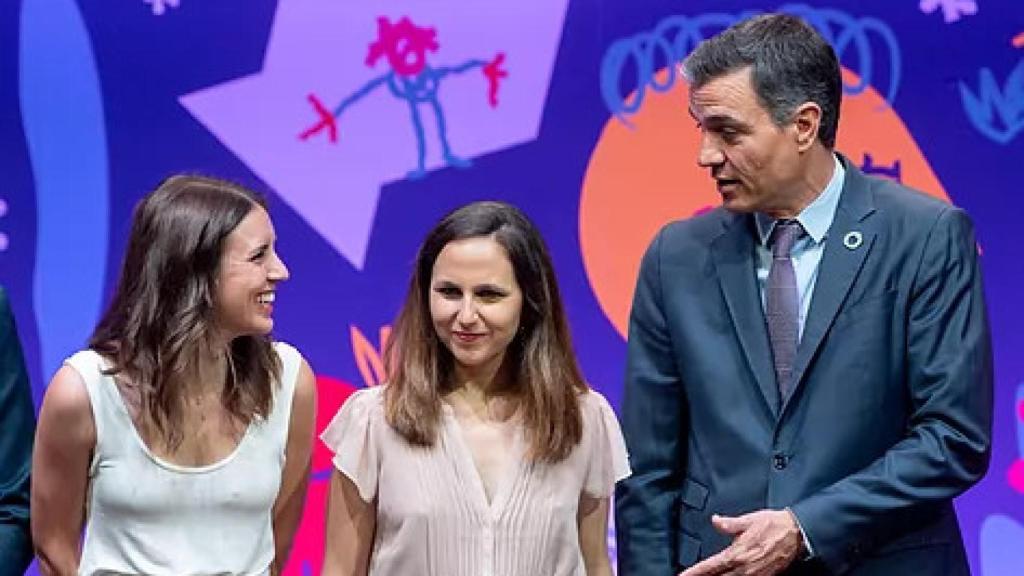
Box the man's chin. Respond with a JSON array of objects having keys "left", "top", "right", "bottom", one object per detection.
[{"left": 720, "top": 197, "right": 755, "bottom": 214}]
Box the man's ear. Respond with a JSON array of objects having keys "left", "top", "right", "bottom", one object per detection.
[{"left": 791, "top": 102, "right": 822, "bottom": 152}]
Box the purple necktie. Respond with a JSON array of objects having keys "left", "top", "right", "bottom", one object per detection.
[{"left": 766, "top": 219, "right": 805, "bottom": 400}]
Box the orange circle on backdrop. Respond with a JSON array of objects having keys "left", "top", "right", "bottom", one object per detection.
[{"left": 580, "top": 68, "right": 951, "bottom": 339}]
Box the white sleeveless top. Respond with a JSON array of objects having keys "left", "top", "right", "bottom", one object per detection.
[{"left": 68, "top": 342, "right": 301, "bottom": 576}]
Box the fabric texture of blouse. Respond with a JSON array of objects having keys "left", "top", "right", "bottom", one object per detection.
[
  {"left": 321, "top": 385, "right": 631, "bottom": 576},
  {"left": 69, "top": 342, "right": 301, "bottom": 576}
]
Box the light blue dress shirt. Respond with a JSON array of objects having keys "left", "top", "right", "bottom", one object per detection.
[
  {"left": 752, "top": 154, "right": 844, "bottom": 557},
  {"left": 754, "top": 154, "right": 845, "bottom": 341}
]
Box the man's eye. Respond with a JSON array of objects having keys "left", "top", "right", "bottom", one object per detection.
[{"left": 250, "top": 249, "right": 267, "bottom": 261}]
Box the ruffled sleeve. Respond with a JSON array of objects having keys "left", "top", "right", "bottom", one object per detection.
[
  {"left": 320, "top": 386, "right": 383, "bottom": 502},
  {"left": 582, "top": 390, "right": 632, "bottom": 498}
]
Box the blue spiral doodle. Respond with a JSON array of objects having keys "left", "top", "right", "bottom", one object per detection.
[{"left": 600, "top": 4, "right": 902, "bottom": 124}]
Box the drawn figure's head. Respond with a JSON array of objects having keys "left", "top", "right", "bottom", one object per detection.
[{"left": 366, "top": 16, "right": 439, "bottom": 77}]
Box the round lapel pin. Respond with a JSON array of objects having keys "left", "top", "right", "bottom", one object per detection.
[{"left": 843, "top": 231, "right": 863, "bottom": 250}]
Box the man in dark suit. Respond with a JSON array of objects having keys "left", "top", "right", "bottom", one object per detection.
[
  {"left": 0, "top": 286, "right": 35, "bottom": 574},
  {"left": 615, "top": 14, "right": 992, "bottom": 576}
]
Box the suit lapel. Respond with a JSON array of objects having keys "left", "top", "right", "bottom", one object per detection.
[
  {"left": 781, "top": 160, "right": 878, "bottom": 416},
  {"left": 711, "top": 212, "right": 779, "bottom": 417}
]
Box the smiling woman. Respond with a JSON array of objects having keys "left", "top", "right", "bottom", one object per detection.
[
  {"left": 30, "top": 175, "right": 316, "bottom": 576},
  {"left": 213, "top": 200, "right": 291, "bottom": 340},
  {"left": 320, "top": 201, "right": 631, "bottom": 576},
  {"left": 428, "top": 235, "right": 524, "bottom": 396}
]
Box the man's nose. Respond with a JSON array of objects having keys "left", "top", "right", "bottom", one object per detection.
[{"left": 697, "top": 133, "right": 724, "bottom": 168}]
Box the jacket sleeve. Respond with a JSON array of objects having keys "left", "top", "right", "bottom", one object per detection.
[
  {"left": 615, "top": 227, "right": 688, "bottom": 575},
  {"left": 0, "top": 287, "right": 36, "bottom": 575},
  {"left": 790, "top": 207, "right": 993, "bottom": 573}
]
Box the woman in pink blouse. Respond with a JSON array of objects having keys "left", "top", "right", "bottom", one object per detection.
[{"left": 321, "top": 201, "right": 630, "bottom": 576}]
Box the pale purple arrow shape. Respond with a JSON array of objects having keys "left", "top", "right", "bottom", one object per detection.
[
  {"left": 980, "top": 514, "right": 1024, "bottom": 575},
  {"left": 180, "top": 1, "right": 568, "bottom": 269},
  {"left": 919, "top": 0, "right": 978, "bottom": 23}
]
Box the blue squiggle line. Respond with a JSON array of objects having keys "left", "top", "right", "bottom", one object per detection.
[
  {"left": 600, "top": 4, "right": 902, "bottom": 123},
  {"left": 959, "top": 59, "right": 1024, "bottom": 145},
  {"left": 783, "top": 4, "right": 901, "bottom": 102},
  {"left": 19, "top": 0, "right": 109, "bottom": 380},
  {"left": 600, "top": 13, "right": 744, "bottom": 125}
]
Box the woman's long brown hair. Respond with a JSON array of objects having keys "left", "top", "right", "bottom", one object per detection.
[
  {"left": 89, "top": 175, "right": 281, "bottom": 451},
  {"left": 384, "top": 201, "right": 587, "bottom": 463}
]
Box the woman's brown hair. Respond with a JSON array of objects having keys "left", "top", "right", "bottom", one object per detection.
[
  {"left": 89, "top": 175, "right": 281, "bottom": 450},
  {"left": 384, "top": 201, "right": 588, "bottom": 463}
]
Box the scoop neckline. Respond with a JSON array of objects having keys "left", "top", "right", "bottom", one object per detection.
[{"left": 95, "top": 352, "right": 256, "bottom": 474}]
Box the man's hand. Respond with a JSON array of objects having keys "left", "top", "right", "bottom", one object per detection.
[{"left": 678, "top": 509, "right": 804, "bottom": 576}]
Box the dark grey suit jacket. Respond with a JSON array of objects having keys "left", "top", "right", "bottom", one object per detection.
[
  {"left": 0, "top": 286, "right": 35, "bottom": 575},
  {"left": 615, "top": 157, "right": 993, "bottom": 575}
]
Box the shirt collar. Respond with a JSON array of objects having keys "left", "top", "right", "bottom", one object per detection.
[{"left": 756, "top": 154, "right": 845, "bottom": 246}]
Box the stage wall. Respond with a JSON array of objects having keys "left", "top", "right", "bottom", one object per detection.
[{"left": 2, "top": 1, "right": 1022, "bottom": 573}]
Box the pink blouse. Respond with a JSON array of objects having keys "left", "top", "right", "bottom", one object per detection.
[{"left": 321, "top": 386, "right": 630, "bottom": 576}]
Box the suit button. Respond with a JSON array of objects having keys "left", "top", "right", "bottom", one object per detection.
[{"left": 773, "top": 454, "right": 788, "bottom": 470}]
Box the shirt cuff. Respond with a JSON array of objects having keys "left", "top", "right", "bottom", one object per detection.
[{"left": 786, "top": 507, "right": 815, "bottom": 559}]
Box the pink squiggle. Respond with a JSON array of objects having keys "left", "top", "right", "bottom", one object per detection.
[
  {"left": 1011, "top": 398, "right": 1024, "bottom": 494},
  {"left": 483, "top": 53, "right": 508, "bottom": 107},
  {"left": 1008, "top": 459, "right": 1024, "bottom": 494},
  {"left": 366, "top": 16, "right": 438, "bottom": 77},
  {"left": 0, "top": 198, "right": 7, "bottom": 251}
]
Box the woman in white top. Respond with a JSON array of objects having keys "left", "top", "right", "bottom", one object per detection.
[
  {"left": 31, "top": 175, "right": 316, "bottom": 575},
  {"left": 321, "top": 201, "right": 630, "bottom": 576}
]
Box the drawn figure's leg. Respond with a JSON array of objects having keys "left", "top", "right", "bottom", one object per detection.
[
  {"left": 406, "top": 100, "right": 429, "bottom": 180},
  {"left": 430, "top": 97, "right": 471, "bottom": 169}
]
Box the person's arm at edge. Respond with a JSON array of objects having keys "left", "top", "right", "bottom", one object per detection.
[
  {"left": 615, "top": 225, "right": 687, "bottom": 575},
  {"left": 31, "top": 365, "right": 95, "bottom": 575},
  {"left": 579, "top": 494, "right": 613, "bottom": 576},
  {"left": 321, "top": 470, "right": 375, "bottom": 576},
  {"left": 0, "top": 288, "right": 35, "bottom": 575},
  {"left": 270, "top": 358, "right": 317, "bottom": 575}
]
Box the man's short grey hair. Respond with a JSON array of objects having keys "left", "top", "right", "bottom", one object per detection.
[{"left": 682, "top": 14, "right": 842, "bottom": 148}]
